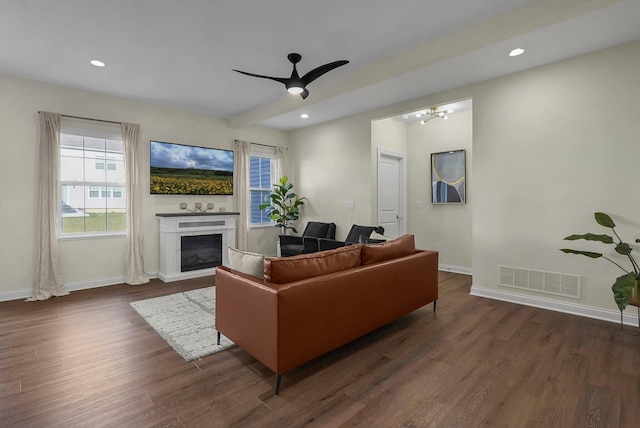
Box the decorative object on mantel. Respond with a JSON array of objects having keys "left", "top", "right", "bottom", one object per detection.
[
  {"left": 179, "top": 202, "right": 215, "bottom": 213},
  {"left": 259, "top": 176, "right": 305, "bottom": 234},
  {"left": 560, "top": 212, "right": 640, "bottom": 331}
]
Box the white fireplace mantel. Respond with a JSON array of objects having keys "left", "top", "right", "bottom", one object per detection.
[{"left": 156, "top": 212, "right": 238, "bottom": 282}]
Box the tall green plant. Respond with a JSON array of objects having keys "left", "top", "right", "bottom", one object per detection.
[
  {"left": 560, "top": 212, "right": 640, "bottom": 311},
  {"left": 259, "top": 176, "right": 305, "bottom": 234}
]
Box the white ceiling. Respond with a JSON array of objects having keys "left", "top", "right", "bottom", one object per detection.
[{"left": 1, "top": 0, "right": 638, "bottom": 131}]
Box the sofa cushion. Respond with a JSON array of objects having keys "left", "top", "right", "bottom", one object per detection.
[
  {"left": 228, "top": 247, "right": 265, "bottom": 279},
  {"left": 264, "top": 245, "right": 362, "bottom": 284},
  {"left": 361, "top": 234, "right": 416, "bottom": 265}
]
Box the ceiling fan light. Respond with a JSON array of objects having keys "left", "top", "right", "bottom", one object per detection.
[{"left": 287, "top": 86, "right": 304, "bottom": 95}]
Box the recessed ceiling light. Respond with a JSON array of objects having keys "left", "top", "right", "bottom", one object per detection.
[
  {"left": 90, "top": 59, "right": 105, "bottom": 67},
  {"left": 300, "top": 113, "right": 309, "bottom": 119},
  {"left": 509, "top": 48, "right": 524, "bottom": 57}
]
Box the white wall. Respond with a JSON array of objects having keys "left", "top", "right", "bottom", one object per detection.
[
  {"left": 288, "top": 40, "right": 640, "bottom": 323},
  {"left": 0, "top": 73, "right": 288, "bottom": 299},
  {"left": 406, "top": 109, "right": 473, "bottom": 272},
  {"left": 470, "top": 41, "right": 640, "bottom": 319},
  {"left": 290, "top": 115, "right": 374, "bottom": 240}
]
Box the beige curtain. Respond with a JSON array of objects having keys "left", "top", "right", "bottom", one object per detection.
[
  {"left": 122, "top": 123, "right": 149, "bottom": 285},
  {"left": 29, "top": 112, "right": 69, "bottom": 301},
  {"left": 234, "top": 140, "right": 251, "bottom": 250},
  {"left": 275, "top": 146, "right": 286, "bottom": 182}
]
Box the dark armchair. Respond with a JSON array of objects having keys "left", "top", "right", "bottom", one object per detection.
[
  {"left": 279, "top": 221, "right": 336, "bottom": 257},
  {"left": 317, "top": 225, "right": 385, "bottom": 251}
]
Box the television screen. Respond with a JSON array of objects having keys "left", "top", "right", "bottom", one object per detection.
[{"left": 150, "top": 140, "right": 234, "bottom": 195}]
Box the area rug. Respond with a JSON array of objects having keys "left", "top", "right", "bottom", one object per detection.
[{"left": 130, "top": 286, "right": 234, "bottom": 361}]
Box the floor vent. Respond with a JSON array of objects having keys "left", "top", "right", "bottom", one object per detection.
[{"left": 499, "top": 266, "right": 581, "bottom": 299}]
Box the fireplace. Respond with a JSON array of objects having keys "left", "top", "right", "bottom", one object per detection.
[
  {"left": 156, "top": 213, "right": 238, "bottom": 282},
  {"left": 181, "top": 234, "right": 223, "bottom": 272}
]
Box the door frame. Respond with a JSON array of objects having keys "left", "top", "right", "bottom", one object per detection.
[{"left": 377, "top": 148, "right": 407, "bottom": 237}]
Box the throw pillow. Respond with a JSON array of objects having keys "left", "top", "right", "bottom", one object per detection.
[
  {"left": 264, "top": 245, "right": 362, "bottom": 284},
  {"left": 358, "top": 235, "right": 386, "bottom": 244},
  {"left": 369, "top": 231, "right": 388, "bottom": 241},
  {"left": 361, "top": 234, "right": 415, "bottom": 265},
  {"left": 227, "top": 247, "right": 265, "bottom": 279}
]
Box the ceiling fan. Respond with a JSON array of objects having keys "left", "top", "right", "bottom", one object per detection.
[{"left": 233, "top": 53, "right": 349, "bottom": 99}]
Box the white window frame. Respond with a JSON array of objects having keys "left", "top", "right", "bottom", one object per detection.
[
  {"left": 249, "top": 149, "right": 277, "bottom": 228},
  {"left": 59, "top": 119, "right": 126, "bottom": 239}
]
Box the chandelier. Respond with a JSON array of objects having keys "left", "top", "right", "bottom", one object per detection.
[{"left": 418, "top": 106, "right": 453, "bottom": 124}]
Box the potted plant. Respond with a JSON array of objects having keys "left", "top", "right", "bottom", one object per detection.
[
  {"left": 259, "top": 176, "right": 305, "bottom": 234},
  {"left": 560, "top": 212, "right": 640, "bottom": 312}
]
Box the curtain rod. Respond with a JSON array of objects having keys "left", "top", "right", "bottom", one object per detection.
[
  {"left": 249, "top": 141, "right": 288, "bottom": 150},
  {"left": 38, "top": 111, "right": 121, "bottom": 125}
]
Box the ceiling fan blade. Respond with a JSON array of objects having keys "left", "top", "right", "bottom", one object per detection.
[
  {"left": 300, "top": 89, "right": 309, "bottom": 99},
  {"left": 301, "top": 60, "right": 349, "bottom": 86},
  {"left": 232, "top": 69, "right": 288, "bottom": 85}
]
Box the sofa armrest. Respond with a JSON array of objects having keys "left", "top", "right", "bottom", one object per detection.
[
  {"left": 215, "top": 266, "right": 280, "bottom": 372},
  {"left": 317, "top": 238, "right": 346, "bottom": 251},
  {"left": 302, "top": 236, "right": 320, "bottom": 253},
  {"left": 279, "top": 235, "right": 303, "bottom": 246}
]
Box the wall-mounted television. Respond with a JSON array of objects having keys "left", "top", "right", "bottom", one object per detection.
[{"left": 150, "top": 140, "right": 234, "bottom": 195}]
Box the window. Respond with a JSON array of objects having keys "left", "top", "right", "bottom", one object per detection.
[
  {"left": 249, "top": 155, "right": 275, "bottom": 225},
  {"left": 59, "top": 122, "right": 126, "bottom": 235}
]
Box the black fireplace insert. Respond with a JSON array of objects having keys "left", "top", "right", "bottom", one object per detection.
[{"left": 180, "top": 234, "right": 223, "bottom": 272}]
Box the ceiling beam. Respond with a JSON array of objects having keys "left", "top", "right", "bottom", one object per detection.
[{"left": 229, "top": 0, "right": 619, "bottom": 128}]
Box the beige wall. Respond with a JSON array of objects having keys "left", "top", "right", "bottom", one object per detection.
[
  {"left": 406, "top": 109, "right": 473, "bottom": 271},
  {"left": 289, "top": 115, "right": 374, "bottom": 240},
  {"left": 289, "top": 40, "right": 640, "bottom": 321},
  {"left": 0, "top": 74, "right": 287, "bottom": 298}
]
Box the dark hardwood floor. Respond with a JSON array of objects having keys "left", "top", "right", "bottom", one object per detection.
[{"left": 1, "top": 272, "right": 639, "bottom": 427}]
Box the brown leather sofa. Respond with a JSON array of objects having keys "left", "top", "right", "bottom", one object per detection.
[{"left": 215, "top": 234, "right": 438, "bottom": 394}]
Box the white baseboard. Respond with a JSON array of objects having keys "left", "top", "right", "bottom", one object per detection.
[
  {"left": 0, "top": 272, "right": 159, "bottom": 302},
  {"left": 439, "top": 264, "right": 472, "bottom": 275},
  {"left": 0, "top": 289, "right": 33, "bottom": 302},
  {"left": 65, "top": 276, "right": 126, "bottom": 292},
  {"left": 470, "top": 285, "right": 640, "bottom": 327}
]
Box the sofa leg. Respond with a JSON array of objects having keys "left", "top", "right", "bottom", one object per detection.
[
  {"left": 275, "top": 374, "right": 282, "bottom": 395},
  {"left": 216, "top": 331, "right": 221, "bottom": 345},
  {"left": 433, "top": 300, "right": 437, "bottom": 312}
]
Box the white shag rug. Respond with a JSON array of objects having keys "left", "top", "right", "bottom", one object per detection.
[{"left": 130, "top": 286, "right": 234, "bottom": 361}]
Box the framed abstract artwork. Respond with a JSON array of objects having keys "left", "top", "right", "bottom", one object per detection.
[{"left": 431, "top": 149, "right": 466, "bottom": 204}]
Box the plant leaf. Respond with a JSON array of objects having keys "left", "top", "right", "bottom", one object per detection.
[
  {"left": 563, "top": 233, "right": 614, "bottom": 244},
  {"left": 595, "top": 212, "right": 616, "bottom": 228},
  {"left": 559, "top": 249, "right": 603, "bottom": 258},
  {"left": 612, "top": 272, "right": 636, "bottom": 311},
  {"left": 615, "top": 242, "right": 633, "bottom": 256}
]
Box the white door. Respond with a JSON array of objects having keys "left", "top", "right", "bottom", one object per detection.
[{"left": 378, "top": 150, "right": 405, "bottom": 238}]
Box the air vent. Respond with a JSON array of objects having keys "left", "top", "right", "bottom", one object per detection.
[
  {"left": 178, "top": 220, "right": 225, "bottom": 228},
  {"left": 499, "top": 266, "right": 581, "bottom": 299}
]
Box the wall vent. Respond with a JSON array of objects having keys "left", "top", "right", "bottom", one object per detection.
[{"left": 499, "top": 266, "right": 581, "bottom": 299}]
